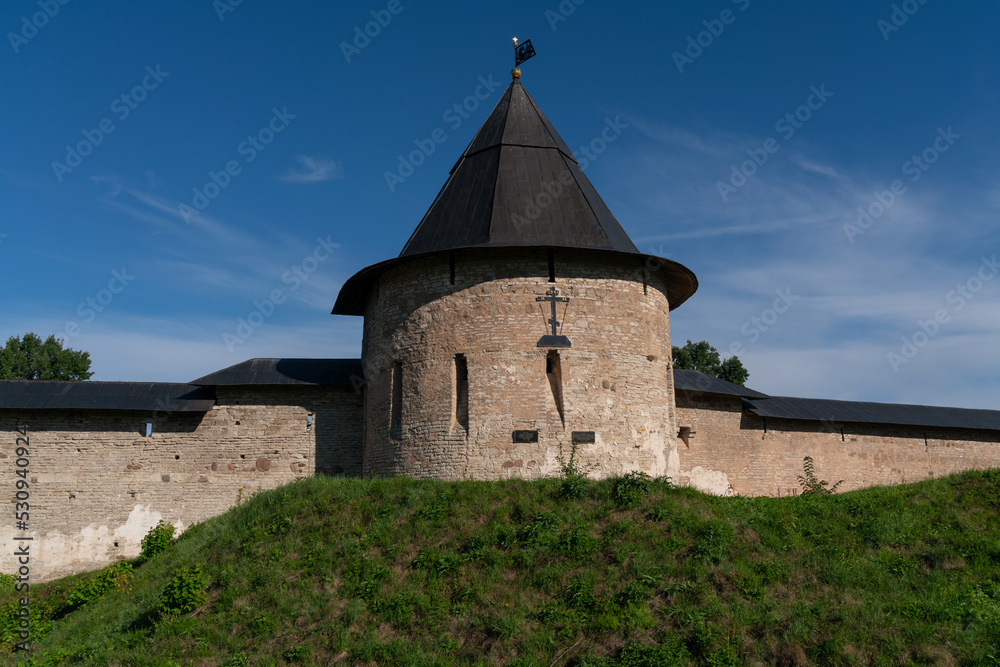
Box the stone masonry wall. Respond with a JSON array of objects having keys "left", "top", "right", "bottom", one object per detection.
[
  {"left": 0, "top": 385, "right": 362, "bottom": 581},
  {"left": 361, "top": 247, "right": 679, "bottom": 481},
  {"left": 676, "top": 390, "right": 1000, "bottom": 496}
]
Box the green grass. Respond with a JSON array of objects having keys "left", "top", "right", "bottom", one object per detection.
[{"left": 4, "top": 469, "right": 1000, "bottom": 665}]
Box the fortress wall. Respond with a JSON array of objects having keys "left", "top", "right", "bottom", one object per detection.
[
  {"left": 0, "top": 385, "right": 362, "bottom": 581},
  {"left": 676, "top": 390, "right": 1000, "bottom": 496},
  {"left": 361, "top": 248, "right": 679, "bottom": 481}
]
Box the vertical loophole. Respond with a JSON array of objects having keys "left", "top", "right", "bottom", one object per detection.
[
  {"left": 455, "top": 354, "right": 468, "bottom": 431},
  {"left": 390, "top": 362, "right": 403, "bottom": 438},
  {"left": 547, "top": 249, "right": 556, "bottom": 283},
  {"left": 449, "top": 252, "right": 456, "bottom": 285},
  {"left": 546, "top": 350, "right": 564, "bottom": 427}
]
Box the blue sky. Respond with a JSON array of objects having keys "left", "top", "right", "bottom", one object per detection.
[{"left": 2, "top": 1, "right": 998, "bottom": 409}]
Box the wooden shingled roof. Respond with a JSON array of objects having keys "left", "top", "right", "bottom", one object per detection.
[{"left": 332, "top": 78, "right": 697, "bottom": 316}]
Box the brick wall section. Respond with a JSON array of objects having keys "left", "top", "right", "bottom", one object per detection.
[
  {"left": 676, "top": 390, "right": 1000, "bottom": 496},
  {"left": 0, "top": 385, "right": 362, "bottom": 581},
  {"left": 361, "top": 247, "right": 680, "bottom": 481}
]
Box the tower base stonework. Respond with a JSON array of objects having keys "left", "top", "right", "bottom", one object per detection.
[{"left": 360, "top": 248, "right": 679, "bottom": 481}]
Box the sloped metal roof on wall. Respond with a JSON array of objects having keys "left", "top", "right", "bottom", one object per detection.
[
  {"left": 673, "top": 369, "right": 770, "bottom": 398},
  {"left": 743, "top": 396, "right": 1000, "bottom": 432},
  {"left": 674, "top": 370, "right": 1000, "bottom": 432},
  {"left": 0, "top": 381, "right": 215, "bottom": 411},
  {"left": 190, "top": 358, "right": 364, "bottom": 386}
]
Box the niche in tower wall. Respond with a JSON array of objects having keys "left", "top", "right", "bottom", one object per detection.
[
  {"left": 546, "top": 350, "right": 565, "bottom": 427},
  {"left": 390, "top": 361, "right": 402, "bottom": 439},
  {"left": 454, "top": 353, "right": 469, "bottom": 432}
]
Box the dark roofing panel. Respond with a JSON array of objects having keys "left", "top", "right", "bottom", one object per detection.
[
  {"left": 400, "top": 150, "right": 499, "bottom": 256},
  {"left": 489, "top": 146, "right": 611, "bottom": 247},
  {"left": 464, "top": 85, "right": 513, "bottom": 157},
  {"left": 744, "top": 396, "right": 1000, "bottom": 432},
  {"left": 500, "top": 83, "right": 560, "bottom": 151},
  {"left": 191, "top": 358, "right": 364, "bottom": 386},
  {"left": 0, "top": 381, "right": 215, "bottom": 412},
  {"left": 563, "top": 158, "right": 638, "bottom": 253},
  {"left": 673, "top": 370, "right": 770, "bottom": 398},
  {"left": 398, "top": 79, "right": 641, "bottom": 258},
  {"left": 520, "top": 82, "right": 576, "bottom": 160}
]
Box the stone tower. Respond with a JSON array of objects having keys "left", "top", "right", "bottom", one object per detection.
[{"left": 333, "top": 75, "right": 698, "bottom": 480}]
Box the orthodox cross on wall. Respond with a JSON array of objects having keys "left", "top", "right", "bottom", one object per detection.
[{"left": 536, "top": 287, "right": 571, "bottom": 348}]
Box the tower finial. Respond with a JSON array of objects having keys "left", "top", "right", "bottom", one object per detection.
[{"left": 512, "top": 37, "right": 536, "bottom": 79}]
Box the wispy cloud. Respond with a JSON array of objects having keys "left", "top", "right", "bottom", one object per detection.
[
  {"left": 616, "top": 114, "right": 1000, "bottom": 408},
  {"left": 83, "top": 178, "right": 349, "bottom": 311},
  {"left": 788, "top": 154, "right": 848, "bottom": 180},
  {"left": 122, "top": 188, "right": 262, "bottom": 250},
  {"left": 278, "top": 155, "right": 344, "bottom": 184}
]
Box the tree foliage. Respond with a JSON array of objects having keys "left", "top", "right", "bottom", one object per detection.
[
  {"left": 671, "top": 339, "right": 749, "bottom": 386},
  {"left": 0, "top": 333, "right": 93, "bottom": 380}
]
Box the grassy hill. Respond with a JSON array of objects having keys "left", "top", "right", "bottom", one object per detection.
[{"left": 4, "top": 468, "right": 1000, "bottom": 665}]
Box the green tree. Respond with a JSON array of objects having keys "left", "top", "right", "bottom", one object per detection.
[
  {"left": 671, "top": 339, "right": 749, "bottom": 386},
  {"left": 0, "top": 333, "right": 93, "bottom": 380}
]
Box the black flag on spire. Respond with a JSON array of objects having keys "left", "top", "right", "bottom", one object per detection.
[{"left": 513, "top": 38, "right": 536, "bottom": 67}]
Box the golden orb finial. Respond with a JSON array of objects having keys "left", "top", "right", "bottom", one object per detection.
[{"left": 511, "top": 67, "right": 521, "bottom": 80}]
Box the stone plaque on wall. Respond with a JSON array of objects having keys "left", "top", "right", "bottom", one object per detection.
[{"left": 512, "top": 430, "right": 538, "bottom": 443}]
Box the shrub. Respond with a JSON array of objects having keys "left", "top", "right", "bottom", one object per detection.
[
  {"left": 141, "top": 520, "right": 176, "bottom": 561},
  {"left": 555, "top": 442, "right": 594, "bottom": 500},
  {"left": 797, "top": 456, "right": 843, "bottom": 496},
  {"left": 60, "top": 561, "right": 133, "bottom": 616},
  {"left": 159, "top": 564, "right": 207, "bottom": 614},
  {"left": 611, "top": 471, "right": 652, "bottom": 508},
  {"left": 557, "top": 474, "right": 590, "bottom": 501}
]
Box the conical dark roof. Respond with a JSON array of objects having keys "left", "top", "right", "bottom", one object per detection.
[
  {"left": 332, "top": 78, "right": 697, "bottom": 316},
  {"left": 399, "top": 80, "right": 638, "bottom": 255}
]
